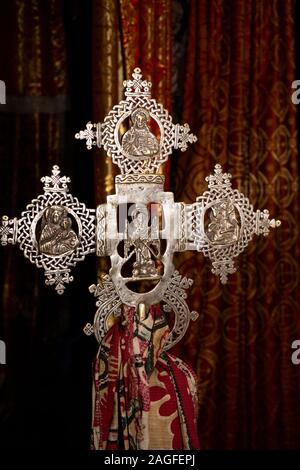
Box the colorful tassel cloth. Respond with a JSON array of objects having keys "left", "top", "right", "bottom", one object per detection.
[{"left": 91, "top": 305, "right": 200, "bottom": 450}]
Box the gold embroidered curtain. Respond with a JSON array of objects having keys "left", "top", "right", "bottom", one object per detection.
[
  {"left": 173, "top": 0, "right": 300, "bottom": 449},
  {"left": 93, "top": 0, "right": 300, "bottom": 448}
]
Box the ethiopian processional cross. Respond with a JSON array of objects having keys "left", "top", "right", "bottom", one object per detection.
[{"left": 1, "top": 68, "right": 280, "bottom": 353}]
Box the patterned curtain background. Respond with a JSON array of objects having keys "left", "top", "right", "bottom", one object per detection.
[
  {"left": 0, "top": 0, "right": 70, "bottom": 447},
  {"left": 0, "top": 0, "right": 95, "bottom": 448},
  {"left": 120, "top": 0, "right": 172, "bottom": 185},
  {"left": 173, "top": 0, "right": 300, "bottom": 449}
]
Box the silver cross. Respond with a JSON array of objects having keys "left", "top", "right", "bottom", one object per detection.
[{"left": 1, "top": 68, "right": 280, "bottom": 349}]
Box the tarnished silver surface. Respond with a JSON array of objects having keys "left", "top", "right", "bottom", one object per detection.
[
  {"left": 1, "top": 68, "right": 280, "bottom": 350},
  {"left": 87, "top": 275, "right": 122, "bottom": 344},
  {"left": 162, "top": 271, "right": 199, "bottom": 351}
]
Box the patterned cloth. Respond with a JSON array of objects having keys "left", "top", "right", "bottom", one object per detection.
[{"left": 91, "top": 305, "right": 200, "bottom": 450}]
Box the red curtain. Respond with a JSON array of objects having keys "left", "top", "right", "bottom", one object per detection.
[
  {"left": 92, "top": 0, "right": 172, "bottom": 204},
  {"left": 119, "top": 0, "right": 172, "bottom": 110},
  {"left": 174, "top": 0, "right": 300, "bottom": 449},
  {"left": 119, "top": 0, "right": 172, "bottom": 187}
]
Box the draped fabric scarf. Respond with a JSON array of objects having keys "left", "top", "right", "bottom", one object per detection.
[{"left": 91, "top": 306, "right": 200, "bottom": 450}]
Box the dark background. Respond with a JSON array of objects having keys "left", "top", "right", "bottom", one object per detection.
[{"left": 0, "top": 1, "right": 96, "bottom": 449}]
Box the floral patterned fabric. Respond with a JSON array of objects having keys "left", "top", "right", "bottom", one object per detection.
[{"left": 91, "top": 305, "right": 200, "bottom": 450}]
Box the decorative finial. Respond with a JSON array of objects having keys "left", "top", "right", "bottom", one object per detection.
[
  {"left": 41, "top": 165, "right": 70, "bottom": 193},
  {"left": 205, "top": 164, "right": 232, "bottom": 189},
  {"left": 0, "top": 216, "right": 18, "bottom": 246},
  {"left": 123, "top": 67, "right": 152, "bottom": 97}
]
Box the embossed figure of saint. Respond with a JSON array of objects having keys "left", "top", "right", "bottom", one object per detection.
[
  {"left": 39, "top": 206, "right": 79, "bottom": 256},
  {"left": 121, "top": 108, "right": 159, "bottom": 158},
  {"left": 207, "top": 198, "right": 240, "bottom": 245},
  {"left": 125, "top": 206, "right": 160, "bottom": 279}
]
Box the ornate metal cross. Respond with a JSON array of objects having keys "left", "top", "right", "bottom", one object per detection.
[{"left": 1, "top": 68, "right": 280, "bottom": 349}]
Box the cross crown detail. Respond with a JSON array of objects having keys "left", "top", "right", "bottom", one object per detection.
[{"left": 75, "top": 68, "right": 197, "bottom": 174}]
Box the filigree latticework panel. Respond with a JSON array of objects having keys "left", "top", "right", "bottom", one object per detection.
[
  {"left": 85, "top": 275, "right": 122, "bottom": 343},
  {"left": 188, "top": 164, "right": 281, "bottom": 283},
  {"left": 1, "top": 68, "right": 281, "bottom": 350},
  {"left": 75, "top": 68, "right": 197, "bottom": 175},
  {"left": 1, "top": 166, "right": 96, "bottom": 293}
]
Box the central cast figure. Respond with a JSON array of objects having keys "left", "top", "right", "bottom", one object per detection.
[
  {"left": 124, "top": 205, "right": 160, "bottom": 280},
  {"left": 121, "top": 108, "right": 159, "bottom": 158}
]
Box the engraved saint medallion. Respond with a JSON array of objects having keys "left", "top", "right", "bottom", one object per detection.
[
  {"left": 206, "top": 198, "right": 240, "bottom": 246},
  {"left": 121, "top": 108, "right": 159, "bottom": 160},
  {"left": 38, "top": 206, "right": 79, "bottom": 256}
]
